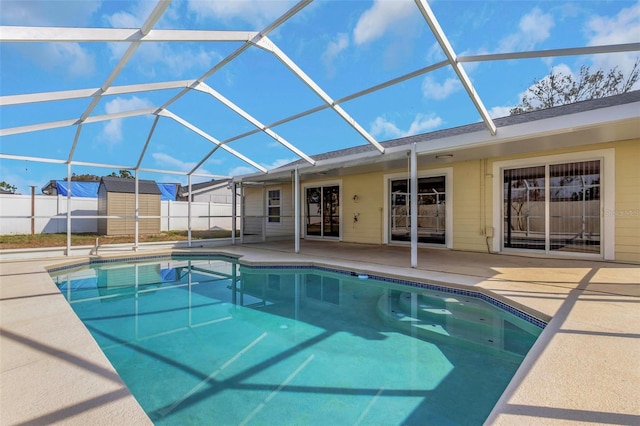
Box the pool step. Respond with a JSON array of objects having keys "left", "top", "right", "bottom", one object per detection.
[
  {"left": 398, "top": 292, "right": 500, "bottom": 331},
  {"left": 377, "top": 292, "right": 529, "bottom": 360}
]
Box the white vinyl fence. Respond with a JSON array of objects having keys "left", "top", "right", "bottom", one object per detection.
[{"left": 0, "top": 194, "right": 239, "bottom": 235}]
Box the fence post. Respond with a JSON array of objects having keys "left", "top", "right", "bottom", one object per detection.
[{"left": 30, "top": 186, "right": 36, "bottom": 235}]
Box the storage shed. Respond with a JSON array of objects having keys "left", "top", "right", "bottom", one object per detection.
[{"left": 97, "top": 176, "right": 161, "bottom": 236}]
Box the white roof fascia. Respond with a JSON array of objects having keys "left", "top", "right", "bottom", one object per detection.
[
  {"left": 156, "top": 109, "right": 268, "bottom": 173},
  {"left": 193, "top": 82, "right": 316, "bottom": 165},
  {"left": 0, "top": 80, "right": 194, "bottom": 107},
  {"left": 0, "top": 26, "right": 258, "bottom": 43},
  {"left": 414, "top": 0, "right": 497, "bottom": 136},
  {"left": 238, "top": 100, "right": 639, "bottom": 182},
  {"left": 410, "top": 101, "right": 640, "bottom": 156},
  {"left": 252, "top": 36, "right": 386, "bottom": 154}
]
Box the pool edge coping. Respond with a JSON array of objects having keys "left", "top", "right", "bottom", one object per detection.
[{"left": 45, "top": 249, "right": 550, "bottom": 328}]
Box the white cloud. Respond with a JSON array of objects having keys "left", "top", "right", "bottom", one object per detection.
[
  {"left": 187, "top": 0, "right": 296, "bottom": 27},
  {"left": 322, "top": 33, "right": 349, "bottom": 76},
  {"left": 586, "top": 1, "right": 640, "bottom": 45},
  {"left": 502, "top": 63, "right": 576, "bottom": 112},
  {"left": 488, "top": 105, "right": 513, "bottom": 119},
  {"left": 104, "top": 2, "right": 221, "bottom": 77},
  {"left": 498, "top": 7, "right": 554, "bottom": 52},
  {"left": 353, "top": 0, "right": 415, "bottom": 45},
  {"left": 421, "top": 76, "right": 461, "bottom": 100},
  {"left": 102, "top": 96, "right": 154, "bottom": 143},
  {"left": 0, "top": 0, "right": 99, "bottom": 78},
  {"left": 228, "top": 166, "right": 255, "bottom": 177},
  {"left": 37, "top": 43, "right": 96, "bottom": 78},
  {"left": 584, "top": 1, "right": 640, "bottom": 79},
  {"left": 152, "top": 152, "right": 214, "bottom": 175},
  {"left": 264, "top": 158, "right": 296, "bottom": 169},
  {"left": 0, "top": 0, "right": 100, "bottom": 26},
  {"left": 228, "top": 157, "right": 296, "bottom": 176},
  {"left": 370, "top": 114, "right": 443, "bottom": 139}
]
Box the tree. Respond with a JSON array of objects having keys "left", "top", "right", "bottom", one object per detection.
[
  {"left": 63, "top": 173, "right": 101, "bottom": 181},
  {"left": 108, "top": 169, "right": 134, "bottom": 179},
  {"left": 0, "top": 181, "right": 17, "bottom": 193},
  {"left": 510, "top": 58, "right": 639, "bottom": 115}
]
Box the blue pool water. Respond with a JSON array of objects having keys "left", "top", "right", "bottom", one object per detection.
[{"left": 51, "top": 256, "right": 543, "bottom": 425}]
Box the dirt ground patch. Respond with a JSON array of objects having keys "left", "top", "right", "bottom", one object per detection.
[{"left": 0, "top": 230, "right": 236, "bottom": 249}]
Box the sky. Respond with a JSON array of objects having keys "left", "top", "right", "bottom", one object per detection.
[{"left": 1, "top": 0, "right": 639, "bottom": 195}]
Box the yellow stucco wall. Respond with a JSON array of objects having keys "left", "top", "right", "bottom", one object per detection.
[
  {"left": 341, "top": 172, "right": 385, "bottom": 244},
  {"left": 245, "top": 138, "right": 639, "bottom": 261},
  {"left": 614, "top": 139, "right": 640, "bottom": 262}
]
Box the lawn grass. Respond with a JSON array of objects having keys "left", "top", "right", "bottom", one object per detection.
[{"left": 0, "top": 230, "right": 237, "bottom": 249}]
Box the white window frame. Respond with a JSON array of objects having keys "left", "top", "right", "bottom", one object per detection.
[
  {"left": 266, "top": 187, "right": 282, "bottom": 225},
  {"left": 383, "top": 167, "right": 453, "bottom": 248},
  {"left": 302, "top": 180, "right": 342, "bottom": 240},
  {"left": 492, "top": 148, "right": 615, "bottom": 259}
]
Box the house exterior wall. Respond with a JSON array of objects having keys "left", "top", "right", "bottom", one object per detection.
[
  {"left": 343, "top": 172, "right": 385, "bottom": 244},
  {"left": 192, "top": 187, "right": 233, "bottom": 203},
  {"left": 243, "top": 138, "right": 639, "bottom": 262},
  {"left": 243, "top": 186, "right": 265, "bottom": 237},
  {"left": 613, "top": 139, "right": 640, "bottom": 262}
]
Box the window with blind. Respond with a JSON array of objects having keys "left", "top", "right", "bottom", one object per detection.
[
  {"left": 503, "top": 160, "right": 601, "bottom": 254},
  {"left": 267, "top": 189, "right": 281, "bottom": 223}
]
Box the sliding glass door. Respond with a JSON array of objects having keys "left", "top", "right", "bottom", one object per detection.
[
  {"left": 389, "top": 176, "right": 446, "bottom": 244},
  {"left": 305, "top": 185, "right": 340, "bottom": 239},
  {"left": 503, "top": 160, "right": 601, "bottom": 254}
]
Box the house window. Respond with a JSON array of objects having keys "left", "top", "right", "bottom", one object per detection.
[
  {"left": 390, "top": 176, "right": 446, "bottom": 244},
  {"left": 494, "top": 149, "right": 614, "bottom": 259},
  {"left": 267, "top": 189, "right": 281, "bottom": 223},
  {"left": 503, "top": 160, "right": 601, "bottom": 254}
]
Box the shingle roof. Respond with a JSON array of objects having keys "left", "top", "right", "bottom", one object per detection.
[
  {"left": 99, "top": 176, "right": 162, "bottom": 195},
  {"left": 276, "top": 91, "right": 640, "bottom": 169},
  {"left": 178, "top": 179, "right": 230, "bottom": 196}
]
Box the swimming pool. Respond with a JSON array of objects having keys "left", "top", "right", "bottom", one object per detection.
[{"left": 50, "top": 255, "right": 544, "bottom": 425}]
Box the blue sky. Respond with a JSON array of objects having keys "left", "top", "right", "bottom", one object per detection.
[{"left": 1, "top": 0, "right": 639, "bottom": 194}]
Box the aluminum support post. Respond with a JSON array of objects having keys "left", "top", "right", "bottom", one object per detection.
[
  {"left": 134, "top": 173, "right": 139, "bottom": 251},
  {"left": 410, "top": 143, "right": 418, "bottom": 268},
  {"left": 188, "top": 175, "right": 192, "bottom": 247},
  {"left": 66, "top": 163, "right": 72, "bottom": 256},
  {"left": 294, "top": 167, "right": 300, "bottom": 253},
  {"left": 231, "top": 181, "right": 237, "bottom": 245}
]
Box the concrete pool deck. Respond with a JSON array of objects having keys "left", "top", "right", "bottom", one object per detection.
[{"left": 1, "top": 240, "right": 638, "bottom": 425}]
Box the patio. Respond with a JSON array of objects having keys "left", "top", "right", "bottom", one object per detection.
[{"left": 1, "top": 241, "right": 638, "bottom": 425}]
